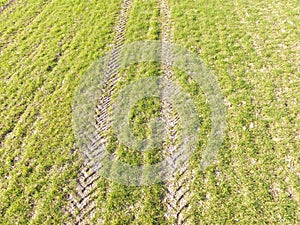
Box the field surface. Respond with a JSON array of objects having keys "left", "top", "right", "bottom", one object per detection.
[{"left": 0, "top": 0, "right": 299, "bottom": 224}]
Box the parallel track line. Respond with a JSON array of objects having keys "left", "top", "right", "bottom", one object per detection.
[
  {"left": 159, "top": 0, "right": 194, "bottom": 224},
  {"left": 67, "top": 1, "right": 133, "bottom": 224}
]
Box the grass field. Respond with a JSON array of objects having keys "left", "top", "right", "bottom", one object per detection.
[{"left": 0, "top": 0, "right": 299, "bottom": 224}]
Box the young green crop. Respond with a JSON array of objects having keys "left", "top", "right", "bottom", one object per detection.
[
  {"left": 0, "top": 0, "right": 299, "bottom": 224},
  {"left": 0, "top": 0, "right": 123, "bottom": 223}
]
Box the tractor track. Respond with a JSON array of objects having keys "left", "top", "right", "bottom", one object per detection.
[
  {"left": 159, "top": 0, "right": 194, "bottom": 224},
  {"left": 68, "top": 0, "right": 193, "bottom": 223},
  {"left": 66, "top": 0, "right": 132, "bottom": 224}
]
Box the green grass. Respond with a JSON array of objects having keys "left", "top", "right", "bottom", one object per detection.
[
  {"left": 0, "top": 0, "right": 123, "bottom": 223},
  {"left": 0, "top": 0, "right": 299, "bottom": 224},
  {"left": 91, "top": 1, "right": 167, "bottom": 223},
  {"left": 168, "top": 0, "right": 299, "bottom": 223}
]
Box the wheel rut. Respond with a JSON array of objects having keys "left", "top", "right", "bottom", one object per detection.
[
  {"left": 159, "top": 0, "right": 194, "bottom": 224},
  {"left": 66, "top": 0, "right": 132, "bottom": 224},
  {"left": 68, "top": 0, "right": 193, "bottom": 223}
]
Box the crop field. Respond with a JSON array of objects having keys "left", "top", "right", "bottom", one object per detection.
[{"left": 0, "top": 0, "right": 299, "bottom": 224}]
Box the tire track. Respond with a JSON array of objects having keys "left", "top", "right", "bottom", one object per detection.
[
  {"left": 159, "top": 0, "right": 194, "bottom": 224},
  {"left": 67, "top": 1, "right": 132, "bottom": 224}
]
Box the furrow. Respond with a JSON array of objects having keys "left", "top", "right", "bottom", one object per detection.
[
  {"left": 0, "top": 30, "right": 72, "bottom": 147},
  {"left": 68, "top": 0, "right": 133, "bottom": 224},
  {"left": 0, "top": 0, "right": 56, "bottom": 55}
]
